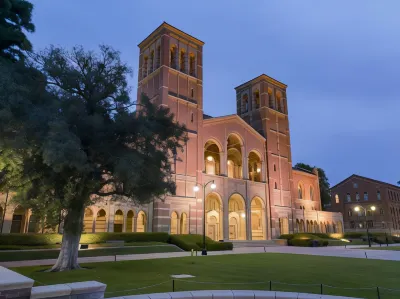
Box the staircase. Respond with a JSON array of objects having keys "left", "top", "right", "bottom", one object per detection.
[{"left": 230, "top": 239, "right": 286, "bottom": 248}]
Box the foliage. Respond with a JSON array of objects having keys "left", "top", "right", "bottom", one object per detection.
[
  {"left": 288, "top": 238, "right": 328, "bottom": 247},
  {"left": 279, "top": 233, "right": 336, "bottom": 240},
  {"left": 0, "top": 232, "right": 170, "bottom": 246},
  {"left": 294, "top": 162, "right": 331, "bottom": 208},
  {"left": 0, "top": 0, "right": 35, "bottom": 61},
  {"left": 168, "top": 234, "right": 233, "bottom": 251}
]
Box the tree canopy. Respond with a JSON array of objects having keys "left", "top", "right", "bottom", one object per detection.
[
  {"left": 0, "top": 0, "right": 35, "bottom": 61},
  {"left": 0, "top": 45, "right": 187, "bottom": 270},
  {"left": 294, "top": 162, "right": 331, "bottom": 208}
]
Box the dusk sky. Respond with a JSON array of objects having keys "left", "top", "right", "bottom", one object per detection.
[{"left": 29, "top": 1, "right": 400, "bottom": 187}]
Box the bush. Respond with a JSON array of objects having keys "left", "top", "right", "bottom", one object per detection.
[
  {"left": 168, "top": 234, "right": 233, "bottom": 251},
  {"left": 344, "top": 232, "right": 364, "bottom": 239},
  {"left": 392, "top": 236, "right": 400, "bottom": 243},
  {"left": 279, "top": 234, "right": 295, "bottom": 240},
  {"left": 0, "top": 232, "right": 170, "bottom": 246},
  {"left": 288, "top": 238, "right": 328, "bottom": 247}
]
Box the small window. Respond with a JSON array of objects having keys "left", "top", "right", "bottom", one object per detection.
[
  {"left": 191, "top": 112, "right": 194, "bottom": 123},
  {"left": 303, "top": 206, "right": 305, "bottom": 210},
  {"left": 353, "top": 182, "right": 358, "bottom": 188},
  {"left": 300, "top": 206, "right": 302, "bottom": 210},
  {"left": 346, "top": 193, "right": 351, "bottom": 202},
  {"left": 298, "top": 184, "right": 303, "bottom": 199},
  {"left": 350, "top": 221, "right": 355, "bottom": 228},
  {"left": 356, "top": 192, "right": 360, "bottom": 201},
  {"left": 364, "top": 192, "right": 368, "bottom": 201},
  {"left": 274, "top": 182, "right": 278, "bottom": 189},
  {"left": 180, "top": 50, "right": 186, "bottom": 72},
  {"left": 367, "top": 220, "right": 373, "bottom": 228},
  {"left": 380, "top": 208, "right": 384, "bottom": 215},
  {"left": 310, "top": 186, "right": 314, "bottom": 201},
  {"left": 335, "top": 194, "right": 339, "bottom": 203},
  {"left": 377, "top": 191, "right": 381, "bottom": 200},
  {"left": 367, "top": 210, "right": 372, "bottom": 216},
  {"left": 191, "top": 88, "right": 194, "bottom": 98},
  {"left": 348, "top": 209, "right": 352, "bottom": 216},
  {"left": 274, "top": 164, "right": 276, "bottom": 172}
]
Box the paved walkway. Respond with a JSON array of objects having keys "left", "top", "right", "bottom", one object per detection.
[{"left": 1, "top": 245, "right": 399, "bottom": 268}]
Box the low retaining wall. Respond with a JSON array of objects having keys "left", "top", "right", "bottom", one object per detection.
[{"left": 0, "top": 266, "right": 363, "bottom": 299}]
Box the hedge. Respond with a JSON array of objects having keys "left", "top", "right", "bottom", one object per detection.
[
  {"left": 0, "top": 232, "right": 170, "bottom": 246},
  {"left": 168, "top": 234, "right": 233, "bottom": 251},
  {"left": 279, "top": 233, "right": 328, "bottom": 241},
  {"left": 288, "top": 238, "right": 328, "bottom": 247}
]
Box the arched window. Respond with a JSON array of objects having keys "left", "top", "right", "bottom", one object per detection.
[
  {"left": 142, "top": 56, "right": 148, "bottom": 78},
  {"left": 248, "top": 151, "right": 261, "bottom": 182},
  {"left": 310, "top": 186, "right": 314, "bottom": 201},
  {"left": 242, "top": 94, "right": 249, "bottom": 113},
  {"left": 253, "top": 90, "right": 260, "bottom": 109},
  {"left": 380, "top": 208, "right": 384, "bottom": 215},
  {"left": 335, "top": 194, "right": 339, "bottom": 203},
  {"left": 189, "top": 53, "right": 195, "bottom": 76},
  {"left": 274, "top": 182, "right": 278, "bottom": 189},
  {"left": 268, "top": 91, "right": 274, "bottom": 108},
  {"left": 180, "top": 49, "right": 186, "bottom": 73},
  {"left": 364, "top": 192, "right": 368, "bottom": 201},
  {"left": 346, "top": 193, "right": 351, "bottom": 202},
  {"left": 149, "top": 50, "right": 154, "bottom": 74},
  {"left": 114, "top": 209, "right": 124, "bottom": 232},
  {"left": 356, "top": 192, "right": 360, "bottom": 201},
  {"left": 298, "top": 184, "right": 303, "bottom": 199},
  {"left": 273, "top": 164, "right": 276, "bottom": 172},
  {"left": 156, "top": 45, "right": 161, "bottom": 68},
  {"left": 277, "top": 93, "right": 283, "bottom": 112},
  {"left": 170, "top": 45, "right": 177, "bottom": 69},
  {"left": 348, "top": 209, "right": 352, "bottom": 216}
]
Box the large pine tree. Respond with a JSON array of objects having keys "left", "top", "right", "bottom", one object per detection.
[{"left": 0, "top": 45, "right": 187, "bottom": 271}]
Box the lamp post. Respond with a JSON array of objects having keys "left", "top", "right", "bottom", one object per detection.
[
  {"left": 354, "top": 205, "right": 376, "bottom": 247},
  {"left": 193, "top": 180, "right": 216, "bottom": 256}
]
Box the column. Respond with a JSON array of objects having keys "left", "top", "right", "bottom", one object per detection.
[
  {"left": 241, "top": 145, "right": 248, "bottom": 179},
  {"left": 246, "top": 193, "right": 251, "bottom": 240},
  {"left": 220, "top": 151, "right": 227, "bottom": 176},
  {"left": 223, "top": 197, "right": 229, "bottom": 241},
  {"left": 123, "top": 213, "right": 127, "bottom": 232},
  {"left": 133, "top": 216, "right": 137, "bottom": 232}
]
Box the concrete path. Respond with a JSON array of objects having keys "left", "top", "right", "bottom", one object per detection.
[{"left": 1, "top": 245, "right": 399, "bottom": 268}]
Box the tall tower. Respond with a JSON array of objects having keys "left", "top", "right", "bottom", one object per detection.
[
  {"left": 137, "top": 22, "right": 204, "bottom": 232},
  {"left": 235, "top": 75, "right": 294, "bottom": 235}
]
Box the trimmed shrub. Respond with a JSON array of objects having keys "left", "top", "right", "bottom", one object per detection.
[
  {"left": 288, "top": 238, "right": 328, "bottom": 247},
  {"left": 279, "top": 234, "right": 294, "bottom": 240},
  {"left": 0, "top": 232, "right": 169, "bottom": 246},
  {"left": 168, "top": 234, "right": 233, "bottom": 251},
  {"left": 392, "top": 236, "right": 400, "bottom": 243}
]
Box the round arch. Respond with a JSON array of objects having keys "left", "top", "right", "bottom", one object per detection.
[
  {"left": 83, "top": 208, "right": 94, "bottom": 233},
  {"left": 297, "top": 181, "right": 305, "bottom": 200},
  {"left": 180, "top": 212, "right": 188, "bottom": 234},
  {"left": 227, "top": 133, "right": 244, "bottom": 179},
  {"left": 204, "top": 139, "right": 222, "bottom": 175},
  {"left": 95, "top": 209, "right": 107, "bottom": 232},
  {"left": 250, "top": 197, "right": 265, "bottom": 240},
  {"left": 10, "top": 206, "right": 27, "bottom": 233},
  {"left": 114, "top": 209, "right": 124, "bottom": 232},
  {"left": 228, "top": 193, "right": 246, "bottom": 240},
  {"left": 170, "top": 211, "right": 179, "bottom": 235},
  {"left": 126, "top": 210, "right": 134, "bottom": 232},
  {"left": 205, "top": 192, "right": 223, "bottom": 241},
  {"left": 137, "top": 210, "right": 147, "bottom": 232},
  {"left": 248, "top": 150, "right": 262, "bottom": 182}
]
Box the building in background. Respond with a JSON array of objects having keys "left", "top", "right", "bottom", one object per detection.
[
  {"left": 0, "top": 23, "right": 343, "bottom": 239},
  {"left": 327, "top": 174, "right": 400, "bottom": 234}
]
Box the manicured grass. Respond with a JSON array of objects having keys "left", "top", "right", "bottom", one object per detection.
[
  {"left": 13, "top": 253, "right": 400, "bottom": 299},
  {"left": 0, "top": 242, "right": 166, "bottom": 251},
  {"left": 0, "top": 245, "right": 181, "bottom": 262},
  {"left": 327, "top": 239, "right": 369, "bottom": 246},
  {"left": 362, "top": 246, "right": 400, "bottom": 251}
]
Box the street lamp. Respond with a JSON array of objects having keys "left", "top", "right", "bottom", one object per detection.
[
  {"left": 193, "top": 180, "right": 216, "bottom": 256},
  {"left": 354, "top": 205, "right": 376, "bottom": 247}
]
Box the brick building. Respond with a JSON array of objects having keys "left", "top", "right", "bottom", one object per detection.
[
  {"left": 0, "top": 23, "right": 343, "bottom": 239},
  {"left": 327, "top": 174, "right": 400, "bottom": 234}
]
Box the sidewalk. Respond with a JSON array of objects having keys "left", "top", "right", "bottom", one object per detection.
[{"left": 2, "top": 245, "right": 400, "bottom": 268}]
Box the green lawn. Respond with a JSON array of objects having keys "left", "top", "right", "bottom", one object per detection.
[
  {"left": 327, "top": 239, "right": 369, "bottom": 246},
  {"left": 13, "top": 253, "right": 400, "bottom": 299},
  {"left": 362, "top": 246, "right": 400, "bottom": 251},
  {"left": 0, "top": 245, "right": 181, "bottom": 261}
]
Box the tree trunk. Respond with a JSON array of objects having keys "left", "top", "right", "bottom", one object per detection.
[{"left": 49, "top": 207, "right": 84, "bottom": 272}]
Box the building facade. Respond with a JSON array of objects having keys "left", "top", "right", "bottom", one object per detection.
[
  {"left": 0, "top": 23, "right": 343, "bottom": 239},
  {"left": 327, "top": 174, "right": 400, "bottom": 235}
]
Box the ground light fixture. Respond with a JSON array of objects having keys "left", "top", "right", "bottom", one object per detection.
[{"left": 193, "top": 180, "right": 216, "bottom": 255}]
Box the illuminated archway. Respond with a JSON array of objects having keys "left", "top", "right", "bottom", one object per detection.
[
  {"left": 180, "top": 212, "right": 188, "bottom": 234},
  {"left": 95, "top": 209, "right": 107, "bottom": 232},
  {"left": 126, "top": 210, "right": 134, "bottom": 232},
  {"left": 337, "top": 221, "right": 343, "bottom": 233},
  {"left": 251, "top": 197, "right": 265, "bottom": 239},
  {"left": 114, "top": 209, "right": 123, "bottom": 232},
  {"left": 248, "top": 151, "right": 262, "bottom": 182},
  {"left": 227, "top": 134, "right": 243, "bottom": 179},
  {"left": 27, "top": 214, "right": 41, "bottom": 233},
  {"left": 83, "top": 208, "right": 94, "bottom": 233},
  {"left": 228, "top": 193, "right": 246, "bottom": 240},
  {"left": 279, "top": 217, "right": 289, "bottom": 235},
  {"left": 137, "top": 211, "right": 147, "bottom": 232},
  {"left": 204, "top": 140, "right": 221, "bottom": 175},
  {"left": 205, "top": 193, "right": 223, "bottom": 241},
  {"left": 170, "top": 211, "right": 179, "bottom": 235}
]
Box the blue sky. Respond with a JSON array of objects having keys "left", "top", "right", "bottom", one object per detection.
[{"left": 29, "top": 1, "right": 400, "bottom": 187}]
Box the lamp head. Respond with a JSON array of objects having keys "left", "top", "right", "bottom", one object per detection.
[
  {"left": 207, "top": 156, "right": 213, "bottom": 162},
  {"left": 354, "top": 206, "right": 360, "bottom": 212},
  {"left": 193, "top": 185, "right": 200, "bottom": 192},
  {"left": 210, "top": 183, "right": 216, "bottom": 190},
  {"left": 371, "top": 206, "right": 376, "bottom": 211},
  {"left": 241, "top": 213, "right": 246, "bottom": 218}
]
